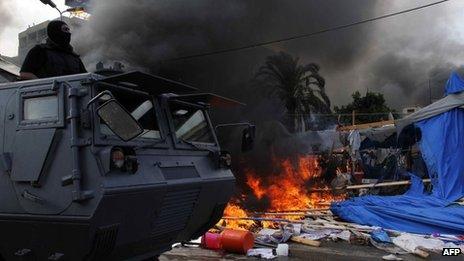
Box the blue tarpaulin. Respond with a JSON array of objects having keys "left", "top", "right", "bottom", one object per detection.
[{"left": 331, "top": 72, "right": 464, "bottom": 235}]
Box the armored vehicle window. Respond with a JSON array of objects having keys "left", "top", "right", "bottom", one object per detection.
[
  {"left": 97, "top": 86, "right": 161, "bottom": 140},
  {"left": 18, "top": 86, "right": 65, "bottom": 129},
  {"left": 169, "top": 104, "right": 215, "bottom": 144},
  {"left": 23, "top": 95, "right": 58, "bottom": 121}
]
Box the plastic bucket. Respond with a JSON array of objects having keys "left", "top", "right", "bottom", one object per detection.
[
  {"left": 220, "top": 229, "right": 254, "bottom": 254},
  {"left": 201, "top": 232, "right": 222, "bottom": 250}
]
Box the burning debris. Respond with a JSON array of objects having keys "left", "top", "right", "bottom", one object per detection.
[
  {"left": 189, "top": 72, "right": 464, "bottom": 260},
  {"left": 219, "top": 154, "right": 346, "bottom": 231}
]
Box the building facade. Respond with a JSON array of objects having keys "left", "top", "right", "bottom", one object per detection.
[{"left": 65, "top": 0, "right": 90, "bottom": 8}]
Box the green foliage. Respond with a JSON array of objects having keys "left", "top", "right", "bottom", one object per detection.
[
  {"left": 334, "top": 91, "right": 394, "bottom": 124},
  {"left": 255, "top": 51, "right": 332, "bottom": 132}
]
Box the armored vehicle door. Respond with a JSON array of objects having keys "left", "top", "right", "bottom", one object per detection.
[{"left": 4, "top": 82, "right": 74, "bottom": 214}]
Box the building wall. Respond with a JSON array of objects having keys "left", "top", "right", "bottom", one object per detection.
[
  {"left": 65, "top": 0, "right": 90, "bottom": 8},
  {"left": 18, "top": 21, "right": 49, "bottom": 63}
]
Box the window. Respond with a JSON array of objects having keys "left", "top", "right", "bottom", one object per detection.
[
  {"left": 23, "top": 95, "right": 58, "bottom": 121},
  {"left": 169, "top": 103, "right": 215, "bottom": 144},
  {"left": 97, "top": 85, "right": 161, "bottom": 140},
  {"left": 18, "top": 85, "right": 64, "bottom": 130}
]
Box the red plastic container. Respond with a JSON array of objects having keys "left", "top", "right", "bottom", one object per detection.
[
  {"left": 201, "top": 232, "right": 222, "bottom": 250},
  {"left": 220, "top": 229, "right": 254, "bottom": 254}
]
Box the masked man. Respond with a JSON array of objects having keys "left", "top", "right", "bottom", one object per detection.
[{"left": 20, "top": 20, "right": 87, "bottom": 80}]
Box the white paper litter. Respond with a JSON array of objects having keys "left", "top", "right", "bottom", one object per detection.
[
  {"left": 382, "top": 254, "right": 403, "bottom": 260},
  {"left": 392, "top": 233, "right": 445, "bottom": 253},
  {"left": 276, "top": 243, "right": 289, "bottom": 256},
  {"left": 334, "top": 230, "right": 351, "bottom": 241},
  {"left": 247, "top": 248, "right": 277, "bottom": 259},
  {"left": 258, "top": 228, "right": 280, "bottom": 236},
  {"left": 284, "top": 223, "right": 302, "bottom": 236},
  {"left": 299, "top": 229, "right": 339, "bottom": 240}
]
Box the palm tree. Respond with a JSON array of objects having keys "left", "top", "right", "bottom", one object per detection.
[{"left": 256, "top": 52, "right": 331, "bottom": 132}]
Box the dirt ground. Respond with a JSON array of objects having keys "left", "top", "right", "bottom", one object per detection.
[{"left": 159, "top": 241, "right": 456, "bottom": 260}]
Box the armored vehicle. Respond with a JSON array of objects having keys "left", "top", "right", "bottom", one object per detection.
[{"left": 0, "top": 71, "right": 253, "bottom": 260}]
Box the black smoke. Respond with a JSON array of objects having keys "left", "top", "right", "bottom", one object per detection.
[
  {"left": 352, "top": 0, "right": 464, "bottom": 109},
  {"left": 74, "top": 0, "right": 391, "bottom": 148},
  {"left": 75, "top": 0, "right": 380, "bottom": 97},
  {"left": 71, "top": 0, "right": 464, "bottom": 204},
  {"left": 75, "top": 0, "right": 464, "bottom": 111},
  {"left": 72, "top": 0, "right": 464, "bottom": 152}
]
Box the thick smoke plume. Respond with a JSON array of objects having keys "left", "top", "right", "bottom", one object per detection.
[
  {"left": 73, "top": 0, "right": 464, "bottom": 149},
  {"left": 74, "top": 0, "right": 386, "bottom": 185},
  {"left": 75, "top": 0, "right": 464, "bottom": 110},
  {"left": 75, "top": 0, "right": 379, "bottom": 97},
  {"left": 359, "top": 1, "right": 464, "bottom": 109},
  {"left": 74, "top": 0, "right": 386, "bottom": 159},
  {"left": 0, "top": 1, "right": 14, "bottom": 41},
  {"left": 72, "top": 0, "right": 464, "bottom": 195}
]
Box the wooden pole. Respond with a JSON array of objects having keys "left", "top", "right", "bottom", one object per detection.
[
  {"left": 338, "top": 119, "right": 395, "bottom": 131},
  {"left": 291, "top": 236, "right": 321, "bottom": 247},
  {"left": 314, "top": 202, "right": 332, "bottom": 206},
  {"left": 252, "top": 212, "right": 309, "bottom": 217},
  {"left": 252, "top": 208, "right": 330, "bottom": 214},
  {"left": 221, "top": 216, "right": 301, "bottom": 223},
  {"left": 307, "top": 188, "right": 332, "bottom": 192},
  {"left": 345, "top": 179, "right": 431, "bottom": 190}
]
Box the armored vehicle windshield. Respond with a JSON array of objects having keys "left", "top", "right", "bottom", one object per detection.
[
  {"left": 97, "top": 84, "right": 161, "bottom": 141},
  {"left": 169, "top": 101, "right": 216, "bottom": 145}
]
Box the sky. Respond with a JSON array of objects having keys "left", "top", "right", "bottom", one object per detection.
[
  {"left": 2, "top": 0, "right": 464, "bottom": 110},
  {"left": 0, "top": 0, "right": 68, "bottom": 56}
]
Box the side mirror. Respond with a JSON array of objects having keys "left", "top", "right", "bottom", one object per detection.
[
  {"left": 97, "top": 99, "right": 144, "bottom": 141},
  {"left": 241, "top": 125, "right": 256, "bottom": 152},
  {"left": 39, "top": 0, "right": 57, "bottom": 8}
]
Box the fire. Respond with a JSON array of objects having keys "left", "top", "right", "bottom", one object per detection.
[
  {"left": 69, "top": 8, "right": 91, "bottom": 20},
  {"left": 220, "top": 155, "right": 345, "bottom": 230},
  {"left": 246, "top": 172, "right": 266, "bottom": 200},
  {"left": 220, "top": 202, "right": 255, "bottom": 230}
]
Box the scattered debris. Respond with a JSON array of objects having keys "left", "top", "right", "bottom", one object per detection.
[
  {"left": 208, "top": 207, "right": 464, "bottom": 259},
  {"left": 392, "top": 233, "right": 446, "bottom": 254},
  {"left": 291, "top": 236, "right": 321, "bottom": 247},
  {"left": 382, "top": 254, "right": 403, "bottom": 260},
  {"left": 247, "top": 248, "right": 276, "bottom": 259},
  {"left": 371, "top": 228, "right": 392, "bottom": 243},
  {"left": 275, "top": 243, "right": 289, "bottom": 256}
]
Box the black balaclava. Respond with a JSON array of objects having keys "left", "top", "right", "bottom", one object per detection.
[{"left": 47, "top": 20, "right": 72, "bottom": 48}]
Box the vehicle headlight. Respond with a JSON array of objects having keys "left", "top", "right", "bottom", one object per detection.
[
  {"left": 111, "top": 148, "right": 125, "bottom": 169},
  {"left": 219, "top": 151, "right": 232, "bottom": 168}
]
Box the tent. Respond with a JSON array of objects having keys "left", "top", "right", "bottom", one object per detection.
[{"left": 331, "top": 72, "right": 464, "bottom": 235}]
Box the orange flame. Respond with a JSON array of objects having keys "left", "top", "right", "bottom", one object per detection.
[
  {"left": 246, "top": 172, "right": 266, "bottom": 200},
  {"left": 221, "top": 155, "right": 345, "bottom": 230}
]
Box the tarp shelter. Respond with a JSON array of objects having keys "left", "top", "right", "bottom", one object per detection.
[{"left": 331, "top": 72, "right": 464, "bottom": 235}]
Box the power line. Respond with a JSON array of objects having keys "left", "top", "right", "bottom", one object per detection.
[{"left": 167, "top": 0, "right": 450, "bottom": 62}]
